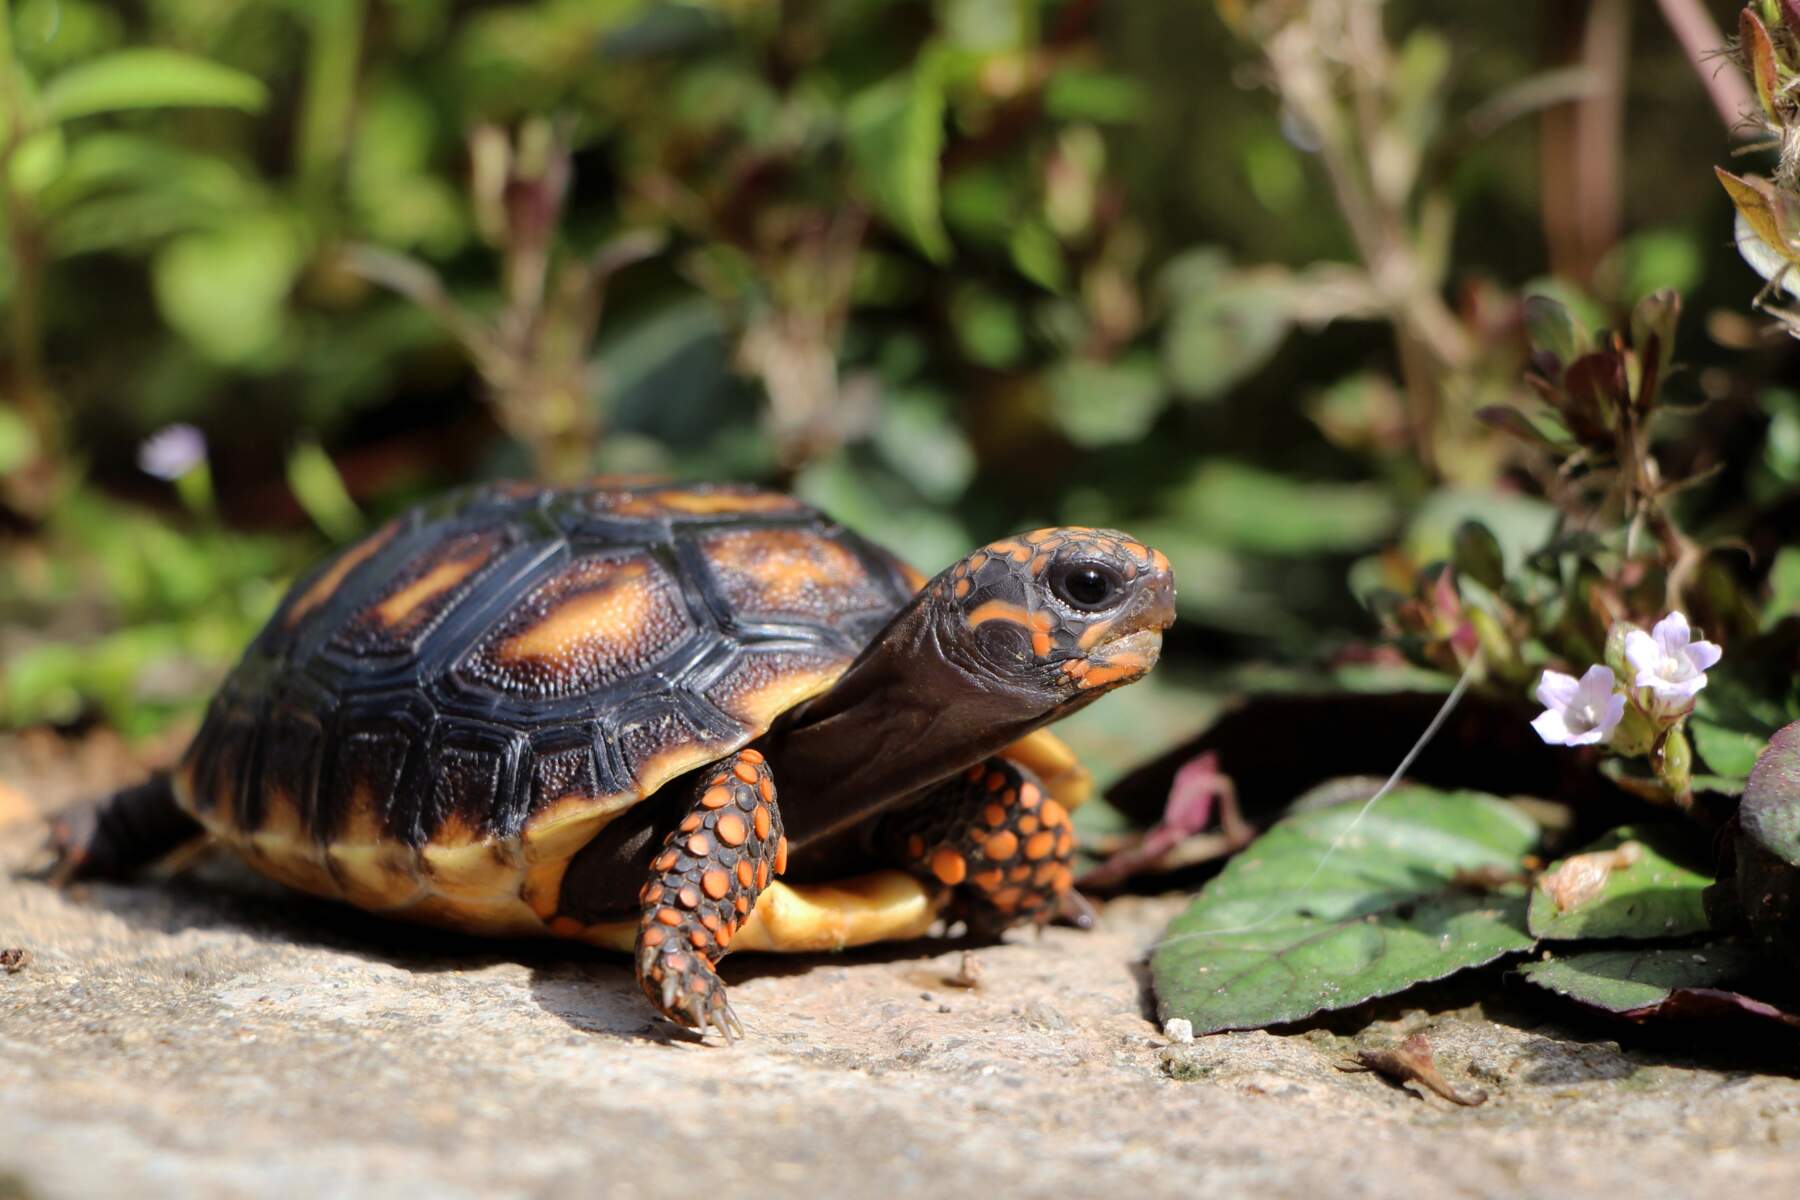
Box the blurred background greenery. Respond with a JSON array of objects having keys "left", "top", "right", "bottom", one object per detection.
[{"left": 0, "top": 0, "right": 1787, "bottom": 769}]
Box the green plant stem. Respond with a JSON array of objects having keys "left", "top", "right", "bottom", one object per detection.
[
  {"left": 295, "top": 0, "right": 364, "bottom": 220},
  {"left": 0, "top": 0, "right": 55, "bottom": 467}
]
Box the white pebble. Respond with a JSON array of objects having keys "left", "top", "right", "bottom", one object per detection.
[{"left": 1163, "top": 1017, "right": 1195, "bottom": 1044}]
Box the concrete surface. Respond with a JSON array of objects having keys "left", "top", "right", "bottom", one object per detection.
[{"left": 3, "top": 735, "right": 1800, "bottom": 1200}]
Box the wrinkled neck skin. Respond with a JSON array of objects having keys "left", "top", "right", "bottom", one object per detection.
[{"left": 761, "top": 596, "right": 1092, "bottom": 864}]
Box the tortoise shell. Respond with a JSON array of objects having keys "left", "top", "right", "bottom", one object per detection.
[{"left": 172, "top": 481, "right": 951, "bottom": 939}]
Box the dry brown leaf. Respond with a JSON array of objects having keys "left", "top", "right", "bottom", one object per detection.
[{"left": 1538, "top": 841, "right": 1643, "bottom": 913}]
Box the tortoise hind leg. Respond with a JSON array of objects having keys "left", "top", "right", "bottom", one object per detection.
[
  {"left": 47, "top": 775, "right": 205, "bottom": 883},
  {"left": 882, "top": 758, "right": 1078, "bottom": 934},
  {"left": 634, "top": 749, "right": 786, "bottom": 1039}
]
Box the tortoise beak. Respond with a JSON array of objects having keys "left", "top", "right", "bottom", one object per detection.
[{"left": 1075, "top": 571, "right": 1176, "bottom": 690}]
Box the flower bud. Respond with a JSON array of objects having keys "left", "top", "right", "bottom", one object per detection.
[
  {"left": 1657, "top": 724, "right": 1694, "bottom": 797},
  {"left": 1610, "top": 702, "right": 1658, "bottom": 758}
]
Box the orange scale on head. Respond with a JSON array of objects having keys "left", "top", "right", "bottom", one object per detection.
[
  {"left": 732, "top": 761, "right": 759, "bottom": 784},
  {"left": 686, "top": 834, "right": 711, "bottom": 856},
  {"left": 984, "top": 831, "right": 1019, "bottom": 861},
  {"left": 700, "top": 787, "right": 732, "bottom": 810},
  {"left": 753, "top": 805, "right": 771, "bottom": 840},
  {"left": 716, "top": 813, "right": 748, "bottom": 846}
]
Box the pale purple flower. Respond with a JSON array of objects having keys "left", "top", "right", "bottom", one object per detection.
[
  {"left": 1624, "top": 612, "right": 1721, "bottom": 705},
  {"left": 1531, "top": 665, "right": 1626, "bottom": 747},
  {"left": 137, "top": 424, "right": 207, "bottom": 481}
]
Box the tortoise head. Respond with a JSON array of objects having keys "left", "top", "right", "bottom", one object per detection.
[{"left": 928, "top": 527, "right": 1176, "bottom": 706}]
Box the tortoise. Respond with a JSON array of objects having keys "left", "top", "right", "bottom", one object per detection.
[{"left": 51, "top": 480, "right": 1176, "bottom": 1038}]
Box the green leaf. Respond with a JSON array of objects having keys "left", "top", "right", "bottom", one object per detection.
[
  {"left": 151, "top": 213, "right": 304, "bottom": 364},
  {"left": 1690, "top": 718, "right": 1768, "bottom": 780},
  {"left": 1516, "top": 945, "right": 1761, "bottom": 1014},
  {"left": 1527, "top": 824, "right": 1712, "bottom": 941},
  {"left": 1045, "top": 355, "right": 1165, "bottom": 448},
  {"left": 1170, "top": 461, "right": 1398, "bottom": 556},
  {"left": 1765, "top": 547, "right": 1800, "bottom": 630},
  {"left": 40, "top": 49, "right": 268, "bottom": 123},
  {"left": 1152, "top": 787, "right": 1539, "bottom": 1034},
  {"left": 1743, "top": 721, "right": 1800, "bottom": 868},
  {"left": 846, "top": 53, "right": 950, "bottom": 263},
  {"left": 1160, "top": 249, "right": 1292, "bottom": 402}
]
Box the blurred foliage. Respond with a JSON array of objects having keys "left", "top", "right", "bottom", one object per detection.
[{"left": 0, "top": 0, "right": 1793, "bottom": 750}]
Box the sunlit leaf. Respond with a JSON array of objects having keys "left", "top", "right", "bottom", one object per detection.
[
  {"left": 1742, "top": 8, "right": 1782, "bottom": 122},
  {"left": 151, "top": 213, "right": 305, "bottom": 364},
  {"left": 1046, "top": 355, "right": 1165, "bottom": 447},
  {"left": 1516, "top": 945, "right": 1763, "bottom": 1014},
  {"left": 1152, "top": 787, "right": 1538, "bottom": 1034},
  {"left": 1527, "top": 824, "right": 1712, "bottom": 941},
  {"left": 846, "top": 52, "right": 951, "bottom": 263},
  {"left": 41, "top": 49, "right": 267, "bottom": 122},
  {"left": 1171, "top": 461, "right": 1398, "bottom": 556}
]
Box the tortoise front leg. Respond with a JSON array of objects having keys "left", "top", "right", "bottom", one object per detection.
[
  {"left": 635, "top": 748, "right": 786, "bottom": 1040},
  {"left": 883, "top": 758, "right": 1077, "bottom": 933}
]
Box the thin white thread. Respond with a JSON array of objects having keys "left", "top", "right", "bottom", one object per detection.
[{"left": 1150, "top": 652, "right": 1483, "bottom": 953}]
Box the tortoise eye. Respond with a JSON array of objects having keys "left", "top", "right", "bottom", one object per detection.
[{"left": 1051, "top": 562, "right": 1122, "bottom": 611}]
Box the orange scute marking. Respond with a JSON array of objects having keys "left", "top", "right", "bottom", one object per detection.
[
  {"left": 1040, "top": 799, "right": 1069, "bottom": 828},
  {"left": 774, "top": 836, "right": 788, "bottom": 874},
  {"left": 738, "top": 748, "right": 765, "bottom": 765},
  {"left": 678, "top": 886, "right": 700, "bottom": 908},
  {"left": 374, "top": 553, "right": 485, "bottom": 627},
  {"left": 733, "top": 761, "right": 759, "bottom": 784},
  {"left": 716, "top": 814, "right": 748, "bottom": 846},
  {"left": 737, "top": 860, "right": 754, "bottom": 887},
  {"left": 702, "top": 870, "right": 730, "bottom": 899},
  {"left": 686, "top": 834, "right": 710, "bottom": 856},
  {"left": 700, "top": 786, "right": 732, "bottom": 809},
  {"left": 982, "top": 804, "right": 1007, "bottom": 827},
  {"left": 285, "top": 523, "right": 397, "bottom": 627},
  {"left": 931, "top": 848, "right": 968, "bottom": 885},
  {"left": 753, "top": 805, "right": 771, "bottom": 840},
  {"left": 491, "top": 561, "right": 667, "bottom": 667},
  {"left": 1024, "top": 831, "right": 1056, "bottom": 860},
  {"left": 655, "top": 908, "right": 682, "bottom": 926}
]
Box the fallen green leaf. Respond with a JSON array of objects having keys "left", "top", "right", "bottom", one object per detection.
[
  {"left": 1527, "top": 824, "right": 1712, "bottom": 942},
  {"left": 1152, "top": 787, "right": 1538, "bottom": 1034}
]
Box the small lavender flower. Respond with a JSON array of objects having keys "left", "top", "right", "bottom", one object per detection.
[
  {"left": 1531, "top": 665, "right": 1626, "bottom": 747},
  {"left": 1624, "top": 612, "right": 1721, "bottom": 706},
  {"left": 137, "top": 424, "right": 208, "bottom": 481}
]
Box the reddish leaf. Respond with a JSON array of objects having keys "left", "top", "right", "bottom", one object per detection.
[{"left": 1742, "top": 8, "right": 1783, "bottom": 120}]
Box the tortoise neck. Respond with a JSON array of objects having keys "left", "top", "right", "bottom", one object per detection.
[{"left": 760, "top": 599, "right": 1074, "bottom": 853}]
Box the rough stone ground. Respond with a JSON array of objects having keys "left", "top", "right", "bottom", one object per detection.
[{"left": 4, "top": 735, "right": 1800, "bottom": 1200}]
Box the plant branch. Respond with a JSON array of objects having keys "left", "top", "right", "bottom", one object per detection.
[{"left": 1654, "top": 0, "right": 1756, "bottom": 135}]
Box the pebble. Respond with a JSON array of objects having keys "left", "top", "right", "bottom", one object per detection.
[{"left": 1163, "top": 1017, "right": 1195, "bottom": 1043}]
